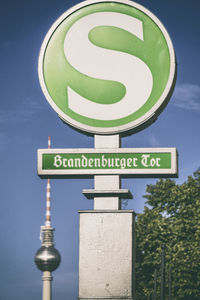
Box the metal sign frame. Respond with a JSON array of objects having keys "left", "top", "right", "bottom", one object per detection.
[{"left": 38, "top": 147, "right": 178, "bottom": 178}]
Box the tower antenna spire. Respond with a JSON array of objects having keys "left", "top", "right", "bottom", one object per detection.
[{"left": 45, "top": 136, "right": 51, "bottom": 227}]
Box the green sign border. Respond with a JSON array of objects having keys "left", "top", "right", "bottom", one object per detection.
[{"left": 38, "top": 0, "right": 176, "bottom": 135}]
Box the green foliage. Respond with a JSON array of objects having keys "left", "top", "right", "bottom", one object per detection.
[{"left": 135, "top": 171, "right": 200, "bottom": 299}]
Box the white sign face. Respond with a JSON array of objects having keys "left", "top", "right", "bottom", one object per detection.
[{"left": 39, "top": 0, "right": 176, "bottom": 134}]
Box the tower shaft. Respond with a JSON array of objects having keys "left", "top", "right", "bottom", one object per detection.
[
  {"left": 35, "top": 137, "right": 60, "bottom": 300},
  {"left": 42, "top": 271, "right": 53, "bottom": 300}
]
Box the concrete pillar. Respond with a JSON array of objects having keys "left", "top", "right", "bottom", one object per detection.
[
  {"left": 94, "top": 134, "right": 121, "bottom": 210},
  {"left": 78, "top": 210, "right": 135, "bottom": 300},
  {"left": 42, "top": 271, "right": 52, "bottom": 300},
  {"left": 79, "top": 135, "right": 135, "bottom": 300}
]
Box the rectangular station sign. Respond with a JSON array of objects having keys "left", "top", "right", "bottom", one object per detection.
[{"left": 38, "top": 148, "right": 178, "bottom": 178}]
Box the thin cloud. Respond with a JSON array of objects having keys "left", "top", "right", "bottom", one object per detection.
[
  {"left": 1, "top": 40, "right": 11, "bottom": 48},
  {"left": 0, "top": 131, "right": 33, "bottom": 152},
  {"left": 172, "top": 83, "right": 200, "bottom": 111},
  {"left": 0, "top": 97, "right": 44, "bottom": 125},
  {"left": 149, "top": 134, "right": 160, "bottom": 147},
  {"left": 0, "top": 133, "right": 9, "bottom": 152},
  {"left": 54, "top": 271, "right": 78, "bottom": 285}
]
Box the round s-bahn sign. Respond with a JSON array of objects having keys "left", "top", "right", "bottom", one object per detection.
[{"left": 38, "top": 0, "right": 176, "bottom": 135}]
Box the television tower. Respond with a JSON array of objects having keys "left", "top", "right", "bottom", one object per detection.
[{"left": 35, "top": 137, "right": 61, "bottom": 300}]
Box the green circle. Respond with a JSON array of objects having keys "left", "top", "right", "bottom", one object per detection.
[{"left": 40, "top": 1, "right": 175, "bottom": 134}]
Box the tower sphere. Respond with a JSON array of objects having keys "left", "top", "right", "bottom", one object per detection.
[{"left": 35, "top": 246, "right": 61, "bottom": 272}]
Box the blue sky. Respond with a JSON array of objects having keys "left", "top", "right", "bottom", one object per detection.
[{"left": 0, "top": 0, "right": 200, "bottom": 299}]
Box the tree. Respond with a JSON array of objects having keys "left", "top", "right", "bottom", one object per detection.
[{"left": 135, "top": 170, "right": 200, "bottom": 299}]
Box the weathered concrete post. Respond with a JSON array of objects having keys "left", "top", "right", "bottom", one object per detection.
[{"left": 79, "top": 135, "right": 135, "bottom": 300}]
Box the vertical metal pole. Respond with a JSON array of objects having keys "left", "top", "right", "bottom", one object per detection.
[
  {"left": 94, "top": 135, "right": 121, "bottom": 210},
  {"left": 161, "top": 244, "right": 165, "bottom": 300},
  {"left": 153, "top": 269, "right": 157, "bottom": 300},
  {"left": 168, "top": 265, "right": 171, "bottom": 300}
]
